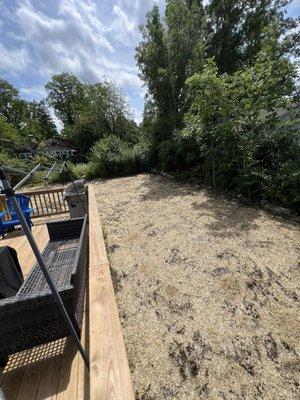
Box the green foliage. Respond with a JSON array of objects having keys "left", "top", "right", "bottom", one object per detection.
[
  {"left": 46, "top": 74, "right": 138, "bottom": 154},
  {"left": 136, "top": 0, "right": 298, "bottom": 151},
  {"left": 71, "top": 163, "right": 89, "bottom": 180},
  {"left": 46, "top": 73, "right": 86, "bottom": 126},
  {"left": 0, "top": 72, "right": 145, "bottom": 183},
  {"left": 136, "top": 2, "right": 299, "bottom": 210},
  {"left": 88, "top": 135, "right": 150, "bottom": 178},
  {"left": 0, "top": 79, "right": 57, "bottom": 142},
  {"left": 0, "top": 116, "right": 23, "bottom": 145},
  {"left": 0, "top": 78, "right": 27, "bottom": 128},
  {"left": 179, "top": 31, "right": 299, "bottom": 208},
  {"left": 24, "top": 100, "right": 58, "bottom": 141},
  {"left": 71, "top": 82, "right": 136, "bottom": 154},
  {"left": 136, "top": 1, "right": 205, "bottom": 140},
  {"left": 206, "top": 0, "right": 300, "bottom": 74}
]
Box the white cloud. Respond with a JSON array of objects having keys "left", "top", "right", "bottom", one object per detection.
[
  {"left": 14, "top": 0, "right": 143, "bottom": 89},
  {"left": 0, "top": 43, "right": 28, "bottom": 73},
  {"left": 16, "top": 0, "right": 115, "bottom": 78},
  {"left": 110, "top": 5, "right": 136, "bottom": 45},
  {"left": 116, "top": 0, "right": 163, "bottom": 24},
  {"left": 0, "top": 0, "right": 159, "bottom": 123},
  {"left": 20, "top": 85, "right": 46, "bottom": 98}
]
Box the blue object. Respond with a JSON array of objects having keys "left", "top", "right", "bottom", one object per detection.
[{"left": 0, "top": 195, "right": 33, "bottom": 238}]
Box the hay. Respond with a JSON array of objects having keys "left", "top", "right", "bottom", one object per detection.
[{"left": 94, "top": 174, "right": 300, "bottom": 400}]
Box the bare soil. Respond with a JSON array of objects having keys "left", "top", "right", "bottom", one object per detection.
[{"left": 93, "top": 173, "right": 300, "bottom": 400}]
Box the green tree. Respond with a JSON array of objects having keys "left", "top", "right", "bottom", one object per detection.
[
  {"left": 68, "top": 81, "right": 137, "bottom": 154},
  {"left": 24, "top": 100, "right": 58, "bottom": 141},
  {"left": 136, "top": 5, "right": 171, "bottom": 138},
  {"left": 181, "top": 24, "right": 299, "bottom": 206},
  {"left": 0, "top": 79, "right": 27, "bottom": 129},
  {"left": 136, "top": 1, "right": 206, "bottom": 155},
  {"left": 0, "top": 79, "right": 57, "bottom": 143},
  {"left": 206, "top": 0, "right": 299, "bottom": 74},
  {"left": 165, "top": 0, "right": 205, "bottom": 123},
  {"left": 45, "top": 73, "right": 86, "bottom": 126},
  {"left": 0, "top": 116, "right": 23, "bottom": 146},
  {"left": 136, "top": 1, "right": 206, "bottom": 130}
]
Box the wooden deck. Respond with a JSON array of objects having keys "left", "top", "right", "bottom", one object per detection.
[{"left": 0, "top": 185, "right": 134, "bottom": 400}]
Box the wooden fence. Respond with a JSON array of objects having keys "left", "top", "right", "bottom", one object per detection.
[{"left": 22, "top": 188, "right": 68, "bottom": 218}]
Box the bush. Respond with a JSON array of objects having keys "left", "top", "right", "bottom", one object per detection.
[
  {"left": 71, "top": 163, "right": 89, "bottom": 179},
  {"left": 88, "top": 135, "right": 150, "bottom": 178}
]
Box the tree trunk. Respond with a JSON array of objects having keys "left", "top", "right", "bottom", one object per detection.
[{"left": 210, "top": 137, "right": 216, "bottom": 189}]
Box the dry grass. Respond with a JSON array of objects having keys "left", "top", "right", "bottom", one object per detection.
[{"left": 94, "top": 173, "right": 300, "bottom": 400}]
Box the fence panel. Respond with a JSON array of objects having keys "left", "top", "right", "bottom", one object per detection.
[{"left": 22, "top": 188, "right": 68, "bottom": 218}]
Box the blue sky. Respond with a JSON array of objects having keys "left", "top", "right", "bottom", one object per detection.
[{"left": 0, "top": 0, "right": 299, "bottom": 127}]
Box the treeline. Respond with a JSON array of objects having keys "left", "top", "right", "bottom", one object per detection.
[
  {"left": 0, "top": 78, "right": 58, "bottom": 176},
  {"left": 0, "top": 0, "right": 299, "bottom": 210},
  {"left": 0, "top": 74, "right": 148, "bottom": 179},
  {"left": 46, "top": 74, "right": 149, "bottom": 177},
  {"left": 136, "top": 0, "right": 300, "bottom": 210}
]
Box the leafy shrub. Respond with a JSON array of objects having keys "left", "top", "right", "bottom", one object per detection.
[
  {"left": 175, "top": 41, "right": 300, "bottom": 209},
  {"left": 71, "top": 163, "right": 88, "bottom": 179},
  {"left": 88, "top": 135, "right": 150, "bottom": 178}
]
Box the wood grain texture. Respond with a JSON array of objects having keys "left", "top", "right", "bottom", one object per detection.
[{"left": 88, "top": 185, "right": 135, "bottom": 400}]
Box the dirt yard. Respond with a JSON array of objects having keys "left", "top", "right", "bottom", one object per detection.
[{"left": 94, "top": 173, "right": 300, "bottom": 400}]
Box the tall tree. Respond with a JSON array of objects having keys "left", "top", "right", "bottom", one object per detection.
[
  {"left": 45, "top": 73, "right": 86, "bottom": 126},
  {"left": 165, "top": 0, "right": 205, "bottom": 122},
  {"left": 24, "top": 100, "right": 58, "bottom": 141},
  {"left": 0, "top": 79, "right": 57, "bottom": 142},
  {"left": 136, "top": 5, "right": 171, "bottom": 137},
  {"left": 206, "top": 0, "right": 299, "bottom": 74},
  {"left": 0, "top": 79, "right": 27, "bottom": 129},
  {"left": 136, "top": 1, "right": 205, "bottom": 141},
  {"left": 64, "top": 80, "right": 137, "bottom": 154},
  {"left": 181, "top": 23, "right": 299, "bottom": 205}
]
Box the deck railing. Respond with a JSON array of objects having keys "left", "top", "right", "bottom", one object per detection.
[{"left": 22, "top": 188, "right": 68, "bottom": 218}]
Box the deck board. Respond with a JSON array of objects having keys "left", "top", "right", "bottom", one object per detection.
[
  {"left": 0, "top": 186, "right": 133, "bottom": 399},
  {"left": 88, "top": 186, "right": 134, "bottom": 400}
]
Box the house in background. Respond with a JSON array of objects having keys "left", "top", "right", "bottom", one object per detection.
[
  {"left": 43, "top": 138, "right": 77, "bottom": 159},
  {"left": 18, "top": 138, "right": 77, "bottom": 160}
]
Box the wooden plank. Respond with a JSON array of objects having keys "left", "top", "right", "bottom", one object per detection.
[
  {"left": 42, "top": 193, "right": 49, "bottom": 215},
  {"left": 0, "top": 366, "right": 25, "bottom": 400},
  {"left": 22, "top": 188, "right": 65, "bottom": 195},
  {"left": 0, "top": 222, "right": 49, "bottom": 276},
  {"left": 56, "top": 192, "right": 64, "bottom": 213},
  {"left": 77, "top": 295, "right": 89, "bottom": 400},
  {"left": 51, "top": 192, "right": 58, "bottom": 213},
  {"left": 31, "top": 210, "right": 68, "bottom": 219},
  {"left": 34, "top": 348, "right": 63, "bottom": 400},
  {"left": 88, "top": 185, "right": 134, "bottom": 400},
  {"left": 55, "top": 339, "right": 79, "bottom": 400},
  {"left": 56, "top": 296, "right": 89, "bottom": 400},
  {"left": 22, "top": 188, "right": 67, "bottom": 218},
  {"left": 33, "top": 194, "right": 40, "bottom": 217},
  {"left": 16, "top": 358, "right": 43, "bottom": 400},
  {"left": 38, "top": 194, "right": 45, "bottom": 216}
]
